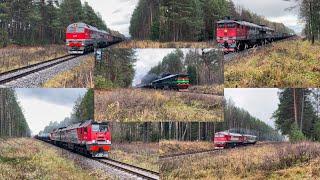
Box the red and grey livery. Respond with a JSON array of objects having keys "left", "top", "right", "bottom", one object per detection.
[
  {"left": 216, "top": 19, "right": 293, "bottom": 53},
  {"left": 50, "top": 120, "right": 111, "bottom": 157},
  {"left": 66, "top": 22, "right": 122, "bottom": 54},
  {"left": 213, "top": 131, "right": 257, "bottom": 149}
]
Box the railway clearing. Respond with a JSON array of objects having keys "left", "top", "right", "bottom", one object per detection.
[
  {"left": 160, "top": 141, "right": 320, "bottom": 179},
  {"left": 36, "top": 138, "right": 160, "bottom": 180},
  {"left": 224, "top": 39, "right": 320, "bottom": 88}
]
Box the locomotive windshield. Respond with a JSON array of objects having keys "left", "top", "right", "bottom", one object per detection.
[
  {"left": 226, "top": 23, "right": 236, "bottom": 28},
  {"left": 67, "top": 24, "right": 85, "bottom": 33},
  {"left": 92, "top": 124, "right": 108, "bottom": 132}
]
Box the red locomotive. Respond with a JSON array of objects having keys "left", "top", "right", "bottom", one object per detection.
[
  {"left": 66, "top": 22, "right": 122, "bottom": 54},
  {"left": 213, "top": 131, "right": 257, "bottom": 149},
  {"left": 216, "top": 19, "right": 290, "bottom": 53},
  {"left": 50, "top": 120, "right": 111, "bottom": 157}
]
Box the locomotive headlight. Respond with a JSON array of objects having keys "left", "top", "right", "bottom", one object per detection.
[
  {"left": 81, "top": 42, "right": 85, "bottom": 46},
  {"left": 92, "top": 140, "right": 96, "bottom": 143}
]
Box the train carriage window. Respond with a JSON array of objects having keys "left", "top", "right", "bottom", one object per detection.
[{"left": 226, "top": 23, "right": 236, "bottom": 28}]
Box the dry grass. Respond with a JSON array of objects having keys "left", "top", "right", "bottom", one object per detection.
[
  {"left": 110, "top": 142, "right": 159, "bottom": 172},
  {"left": 0, "top": 138, "right": 110, "bottom": 179},
  {"left": 160, "top": 140, "right": 214, "bottom": 156},
  {"left": 43, "top": 55, "right": 94, "bottom": 88},
  {"left": 160, "top": 141, "right": 320, "bottom": 180},
  {"left": 0, "top": 45, "right": 67, "bottom": 73},
  {"left": 94, "top": 89, "right": 223, "bottom": 122},
  {"left": 115, "top": 40, "right": 217, "bottom": 48},
  {"left": 188, "top": 84, "right": 224, "bottom": 95},
  {"left": 225, "top": 40, "right": 320, "bottom": 88}
]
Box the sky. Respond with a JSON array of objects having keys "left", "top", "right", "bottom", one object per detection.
[
  {"left": 224, "top": 88, "right": 280, "bottom": 129},
  {"left": 232, "top": 0, "right": 303, "bottom": 33},
  {"left": 81, "top": 0, "right": 139, "bottom": 37},
  {"left": 16, "top": 88, "right": 87, "bottom": 135},
  {"left": 132, "top": 48, "right": 211, "bottom": 86}
]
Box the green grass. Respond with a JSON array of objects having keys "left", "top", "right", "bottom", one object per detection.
[
  {"left": 0, "top": 45, "right": 67, "bottom": 73},
  {"left": 0, "top": 138, "right": 111, "bottom": 179},
  {"left": 225, "top": 40, "right": 320, "bottom": 88},
  {"left": 95, "top": 89, "right": 223, "bottom": 122},
  {"left": 110, "top": 142, "right": 159, "bottom": 172},
  {"left": 160, "top": 142, "right": 320, "bottom": 180}
]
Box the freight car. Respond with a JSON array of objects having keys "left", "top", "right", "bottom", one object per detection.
[
  {"left": 216, "top": 19, "right": 293, "bottom": 53},
  {"left": 140, "top": 74, "right": 190, "bottom": 90},
  {"left": 213, "top": 131, "right": 257, "bottom": 149},
  {"left": 38, "top": 120, "right": 111, "bottom": 157},
  {"left": 66, "top": 22, "right": 123, "bottom": 54}
]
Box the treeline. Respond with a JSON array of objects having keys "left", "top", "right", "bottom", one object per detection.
[
  {"left": 273, "top": 88, "right": 320, "bottom": 142},
  {"left": 130, "top": 0, "right": 293, "bottom": 41},
  {"left": 94, "top": 49, "right": 136, "bottom": 89},
  {"left": 160, "top": 122, "right": 217, "bottom": 141},
  {"left": 0, "top": 0, "right": 107, "bottom": 47},
  {"left": 296, "top": 0, "right": 320, "bottom": 43},
  {"left": 111, "top": 122, "right": 159, "bottom": 143},
  {"left": 41, "top": 89, "right": 94, "bottom": 133},
  {"left": 224, "top": 99, "right": 283, "bottom": 141},
  {"left": 142, "top": 49, "right": 223, "bottom": 86},
  {"left": 129, "top": 0, "right": 160, "bottom": 40},
  {"left": 0, "top": 89, "right": 30, "bottom": 137}
]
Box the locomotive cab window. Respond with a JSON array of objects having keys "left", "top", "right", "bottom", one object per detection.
[
  {"left": 92, "top": 124, "right": 108, "bottom": 132},
  {"left": 218, "top": 24, "right": 224, "bottom": 28},
  {"left": 226, "top": 23, "right": 236, "bottom": 28}
]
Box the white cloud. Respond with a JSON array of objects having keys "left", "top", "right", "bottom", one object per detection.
[
  {"left": 81, "top": 0, "right": 139, "bottom": 36},
  {"left": 19, "top": 97, "right": 73, "bottom": 135},
  {"left": 16, "top": 89, "right": 87, "bottom": 135},
  {"left": 231, "top": 0, "right": 302, "bottom": 33},
  {"left": 224, "top": 88, "right": 279, "bottom": 128}
]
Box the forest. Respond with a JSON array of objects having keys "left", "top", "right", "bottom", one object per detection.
[
  {"left": 0, "top": 0, "right": 108, "bottom": 47},
  {"left": 130, "top": 0, "right": 293, "bottom": 41},
  {"left": 94, "top": 49, "right": 136, "bottom": 89},
  {"left": 0, "top": 89, "right": 30, "bottom": 137},
  {"left": 160, "top": 99, "right": 282, "bottom": 141},
  {"left": 142, "top": 49, "right": 224, "bottom": 86},
  {"left": 294, "top": 0, "right": 320, "bottom": 43},
  {"left": 41, "top": 89, "right": 94, "bottom": 133},
  {"left": 273, "top": 88, "right": 320, "bottom": 142},
  {"left": 111, "top": 122, "right": 159, "bottom": 143}
]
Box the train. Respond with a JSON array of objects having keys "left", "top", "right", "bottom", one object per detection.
[
  {"left": 66, "top": 22, "right": 123, "bottom": 54},
  {"left": 36, "top": 120, "right": 111, "bottom": 158},
  {"left": 213, "top": 131, "right": 257, "bottom": 149},
  {"left": 139, "top": 74, "right": 190, "bottom": 90},
  {"left": 216, "top": 19, "right": 294, "bottom": 53}
]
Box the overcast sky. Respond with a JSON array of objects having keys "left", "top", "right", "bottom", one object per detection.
[
  {"left": 224, "top": 88, "right": 279, "bottom": 128},
  {"left": 81, "top": 0, "right": 139, "bottom": 36},
  {"left": 16, "top": 88, "right": 87, "bottom": 135},
  {"left": 232, "top": 0, "right": 302, "bottom": 33}
]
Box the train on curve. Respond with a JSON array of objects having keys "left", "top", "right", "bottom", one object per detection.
[
  {"left": 138, "top": 74, "right": 190, "bottom": 90},
  {"left": 66, "top": 22, "right": 123, "bottom": 54},
  {"left": 216, "top": 19, "right": 294, "bottom": 53},
  {"left": 213, "top": 130, "right": 257, "bottom": 149},
  {"left": 36, "top": 120, "right": 111, "bottom": 158}
]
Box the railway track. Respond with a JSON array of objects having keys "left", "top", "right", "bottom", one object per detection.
[
  {"left": 159, "top": 149, "right": 220, "bottom": 160},
  {"left": 160, "top": 142, "right": 283, "bottom": 160},
  {"left": 36, "top": 138, "right": 159, "bottom": 180},
  {"left": 0, "top": 54, "right": 79, "bottom": 85},
  {"left": 97, "top": 158, "right": 159, "bottom": 180}
]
